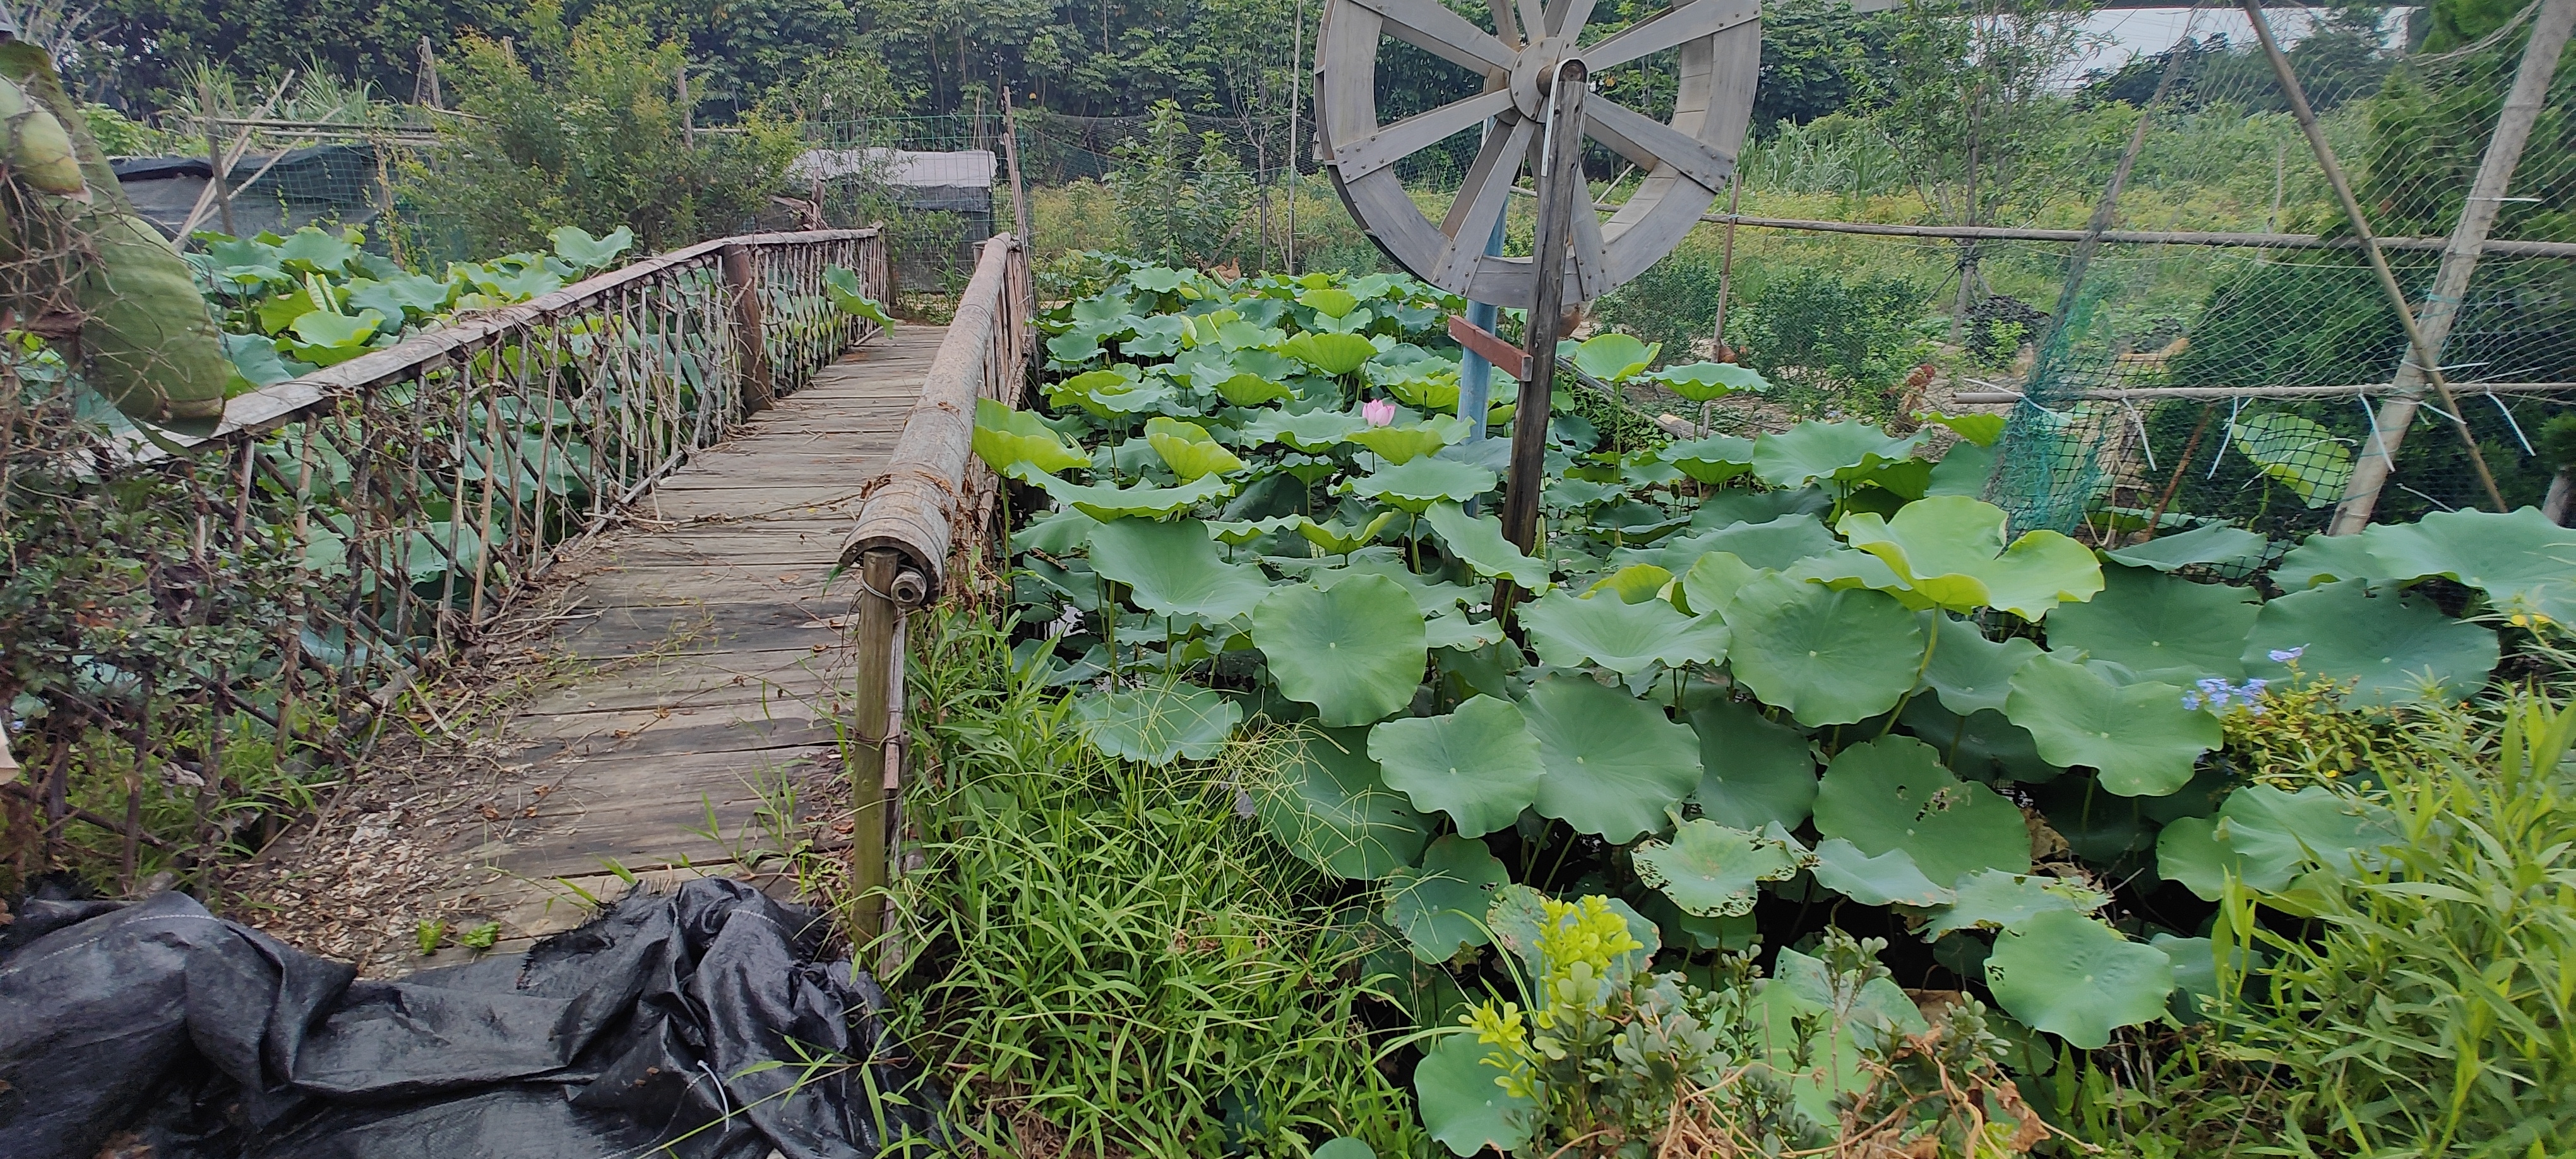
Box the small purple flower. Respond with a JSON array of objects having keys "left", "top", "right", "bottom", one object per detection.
[
  {"left": 2243, "top": 679, "right": 2269, "bottom": 695},
  {"left": 2269, "top": 646, "right": 2306, "bottom": 663},
  {"left": 2181, "top": 692, "right": 2204, "bottom": 711}
]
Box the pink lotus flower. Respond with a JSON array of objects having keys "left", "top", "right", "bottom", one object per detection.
[{"left": 1361, "top": 398, "right": 1397, "bottom": 427}]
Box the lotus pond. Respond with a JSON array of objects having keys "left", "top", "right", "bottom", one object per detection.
[{"left": 931, "top": 253, "right": 2576, "bottom": 1156}]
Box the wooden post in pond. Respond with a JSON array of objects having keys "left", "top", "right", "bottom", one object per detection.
[
  {"left": 720, "top": 244, "right": 777, "bottom": 413},
  {"left": 1497, "top": 61, "right": 1586, "bottom": 612}
]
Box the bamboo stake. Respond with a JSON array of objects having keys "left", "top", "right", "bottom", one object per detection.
[
  {"left": 2238, "top": 0, "right": 2505, "bottom": 514},
  {"left": 2329, "top": 0, "right": 2576, "bottom": 531}
]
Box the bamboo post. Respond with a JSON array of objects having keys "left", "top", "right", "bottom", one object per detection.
[
  {"left": 1498, "top": 62, "right": 1586, "bottom": 580},
  {"left": 199, "top": 77, "right": 235, "bottom": 236},
  {"left": 678, "top": 62, "right": 694, "bottom": 150},
  {"left": 1287, "top": 0, "right": 1304, "bottom": 275},
  {"left": 2329, "top": 0, "right": 2576, "bottom": 532},
  {"left": 720, "top": 244, "right": 777, "bottom": 413},
  {"left": 1000, "top": 84, "right": 1032, "bottom": 244},
  {"left": 1711, "top": 170, "right": 1741, "bottom": 369},
  {"left": 416, "top": 35, "right": 443, "bottom": 109},
  {"left": 2238, "top": 0, "right": 2507, "bottom": 515}
]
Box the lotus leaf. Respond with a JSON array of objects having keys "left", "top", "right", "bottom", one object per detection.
[
  {"left": 1299, "top": 286, "right": 1361, "bottom": 318},
  {"left": 1423, "top": 501, "right": 1553, "bottom": 592},
  {"left": 1369, "top": 695, "right": 1546, "bottom": 837},
  {"left": 2157, "top": 784, "right": 2400, "bottom": 901},
  {"left": 1285, "top": 331, "right": 1380, "bottom": 375},
  {"left": 1296, "top": 511, "right": 1398, "bottom": 556},
  {"left": 820, "top": 264, "right": 895, "bottom": 327},
  {"left": 1384, "top": 835, "right": 1510, "bottom": 962},
  {"left": 1301, "top": 555, "right": 1479, "bottom": 615},
  {"left": 1984, "top": 910, "right": 2174, "bottom": 1049},
  {"left": 1569, "top": 333, "right": 1660, "bottom": 382},
  {"left": 1660, "top": 434, "right": 1758, "bottom": 483},
  {"left": 1919, "top": 412, "right": 2006, "bottom": 446},
  {"left": 1647, "top": 360, "right": 1770, "bottom": 402},
  {"left": 1838, "top": 496, "right": 2103, "bottom": 618},
  {"left": 1522, "top": 674, "right": 1703, "bottom": 841},
  {"left": 1923, "top": 441, "right": 1996, "bottom": 497},
  {"left": 1071, "top": 682, "right": 1243, "bottom": 766},
  {"left": 1686, "top": 699, "right": 1818, "bottom": 830},
  {"left": 1345, "top": 422, "right": 1451, "bottom": 464},
  {"left": 1144, "top": 417, "right": 1247, "bottom": 480},
  {"left": 1752, "top": 420, "right": 1927, "bottom": 489},
  {"left": 1046, "top": 331, "right": 1103, "bottom": 364},
  {"left": 974, "top": 398, "right": 1090, "bottom": 477},
  {"left": 1810, "top": 839, "right": 1953, "bottom": 907},
  {"left": 1919, "top": 870, "right": 2108, "bottom": 937},
  {"left": 345, "top": 272, "right": 454, "bottom": 319},
  {"left": 1781, "top": 547, "right": 1909, "bottom": 593},
  {"left": 2046, "top": 564, "right": 2258, "bottom": 683},
  {"left": 1676, "top": 552, "right": 1763, "bottom": 619},
  {"left": 2241, "top": 579, "right": 2498, "bottom": 706},
  {"left": 1344, "top": 456, "right": 1498, "bottom": 513},
  {"left": 1633, "top": 819, "right": 1806, "bottom": 917},
  {"left": 1010, "top": 505, "right": 1102, "bottom": 556},
  {"left": 1414, "top": 1030, "right": 1539, "bottom": 1155},
  {"left": 1813, "top": 736, "right": 2032, "bottom": 885},
  {"left": 1212, "top": 372, "right": 1296, "bottom": 406},
  {"left": 1123, "top": 313, "right": 1189, "bottom": 357},
  {"left": 1424, "top": 610, "right": 1505, "bottom": 650},
  {"left": 1521, "top": 588, "right": 1729, "bottom": 675},
  {"left": 2005, "top": 655, "right": 2217, "bottom": 795},
  {"left": 1921, "top": 615, "right": 2042, "bottom": 716},
  {"left": 222, "top": 333, "right": 307, "bottom": 388},
  {"left": 1723, "top": 576, "right": 1926, "bottom": 726},
  {"left": 1217, "top": 319, "right": 1288, "bottom": 350},
  {"left": 273, "top": 225, "right": 359, "bottom": 273},
  {"left": 1203, "top": 514, "right": 1301, "bottom": 547},
  {"left": 1087, "top": 518, "right": 1273, "bottom": 621},
  {"left": 2227, "top": 411, "right": 2352, "bottom": 507},
  {"left": 549, "top": 224, "right": 636, "bottom": 270},
  {"left": 1041, "top": 473, "right": 1231, "bottom": 521},
  {"left": 2291, "top": 508, "right": 2576, "bottom": 629},
  {"left": 1584, "top": 564, "right": 1673, "bottom": 605},
  {"left": 1253, "top": 576, "right": 1428, "bottom": 726},
  {"left": 1126, "top": 266, "right": 1186, "bottom": 294},
  {"left": 1242, "top": 407, "right": 1368, "bottom": 451},
  {"left": 2104, "top": 522, "right": 2271, "bottom": 574},
  {"left": 1314, "top": 1139, "right": 1376, "bottom": 1159},
  {"left": 1257, "top": 726, "right": 1431, "bottom": 880}
]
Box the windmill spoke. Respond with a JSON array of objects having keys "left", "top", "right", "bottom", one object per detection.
[
  {"left": 1333, "top": 90, "right": 1516, "bottom": 181},
  {"left": 1584, "top": 98, "right": 1734, "bottom": 192},
  {"left": 1489, "top": 0, "right": 1522, "bottom": 46},
  {"left": 1544, "top": 0, "right": 1599, "bottom": 40},
  {"left": 1580, "top": 0, "right": 1758, "bottom": 71},
  {"left": 1433, "top": 115, "right": 1535, "bottom": 285},
  {"left": 1346, "top": 0, "right": 1519, "bottom": 73},
  {"left": 1516, "top": 0, "right": 1549, "bottom": 51}
]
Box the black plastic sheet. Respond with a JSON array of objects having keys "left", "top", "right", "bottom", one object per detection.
[{"left": 0, "top": 878, "right": 942, "bottom": 1159}]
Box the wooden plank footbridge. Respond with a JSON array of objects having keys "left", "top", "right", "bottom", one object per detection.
[{"left": 39, "top": 229, "right": 1031, "bottom": 964}]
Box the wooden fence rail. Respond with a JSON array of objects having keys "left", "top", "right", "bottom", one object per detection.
[{"left": 4, "top": 229, "right": 890, "bottom": 888}]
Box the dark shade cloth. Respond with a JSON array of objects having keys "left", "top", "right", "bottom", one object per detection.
[{"left": 0, "top": 878, "right": 943, "bottom": 1159}]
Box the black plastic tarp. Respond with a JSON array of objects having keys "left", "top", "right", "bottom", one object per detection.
[{"left": 0, "top": 878, "right": 942, "bottom": 1159}]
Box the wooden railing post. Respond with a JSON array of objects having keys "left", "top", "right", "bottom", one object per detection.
[
  {"left": 720, "top": 243, "right": 777, "bottom": 414},
  {"left": 848, "top": 546, "right": 921, "bottom": 940}
]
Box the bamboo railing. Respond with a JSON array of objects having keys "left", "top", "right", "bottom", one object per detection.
[{"left": 4, "top": 229, "right": 890, "bottom": 885}]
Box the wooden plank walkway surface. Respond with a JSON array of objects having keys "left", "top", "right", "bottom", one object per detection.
[{"left": 237, "top": 324, "right": 939, "bottom": 970}]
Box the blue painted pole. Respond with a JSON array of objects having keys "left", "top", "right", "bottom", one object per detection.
[{"left": 1455, "top": 211, "right": 1509, "bottom": 442}]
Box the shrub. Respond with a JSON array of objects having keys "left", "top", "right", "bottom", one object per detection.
[
  {"left": 1729, "top": 267, "right": 1933, "bottom": 421},
  {"left": 1107, "top": 101, "right": 1256, "bottom": 271},
  {"left": 2214, "top": 687, "right": 2576, "bottom": 1156},
  {"left": 400, "top": 7, "right": 802, "bottom": 256}
]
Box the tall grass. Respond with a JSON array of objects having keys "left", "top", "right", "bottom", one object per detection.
[
  {"left": 883, "top": 609, "right": 1421, "bottom": 1156},
  {"left": 2212, "top": 685, "right": 2576, "bottom": 1158}
]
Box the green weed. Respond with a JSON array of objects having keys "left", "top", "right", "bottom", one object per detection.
[{"left": 883, "top": 608, "right": 1424, "bottom": 1156}]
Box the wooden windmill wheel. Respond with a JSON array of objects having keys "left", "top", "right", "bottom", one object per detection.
[{"left": 1313, "top": 0, "right": 1762, "bottom": 309}]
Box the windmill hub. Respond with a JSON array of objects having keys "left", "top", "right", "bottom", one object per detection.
[{"left": 1510, "top": 47, "right": 1585, "bottom": 117}]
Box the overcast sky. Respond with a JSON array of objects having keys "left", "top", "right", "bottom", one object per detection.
[{"left": 2070, "top": 5, "right": 2417, "bottom": 74}]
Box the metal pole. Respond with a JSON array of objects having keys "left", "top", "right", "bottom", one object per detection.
[
  {"left": 720, "top": 244, "right": 777, "bottom": 413},
  {"left": 2238, "top": 0, "right": 2507, "bottom": 514},
  {"left": 1498, "top": 61, "right": 1586, "bottom": 576},
  {"left": 2330, "top": 0, "right": 2576, "bottom": 531},
  {"left": 1457, "top": 121, "right": 1510, "bottom": 444},
  {"left": 1287, "top": 0, "right": 1303, "bottom": 275}
]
